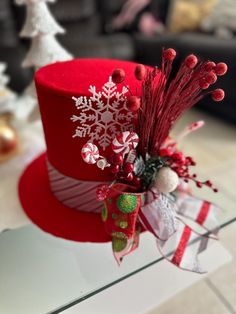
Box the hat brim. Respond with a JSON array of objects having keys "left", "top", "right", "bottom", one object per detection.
[{"left": 18, "top": 153, "right": 111, "bottom": 243}]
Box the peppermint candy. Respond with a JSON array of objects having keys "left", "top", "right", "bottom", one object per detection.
[
  {"left": 96, "top": 184, "right": 110, "bottom": 201},
  {"left": 81, "top": 143, "right": 100, "bottom": 164},
  {"left": 112, "top": 131, "right": 139, "bottom": 155}
]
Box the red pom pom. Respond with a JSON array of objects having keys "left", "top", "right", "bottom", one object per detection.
[
  {"left": 126, "top": 96, "right": 141, "bottom": 112},
  {"left": 163, "top": 48, "right": 176, "bottom": 61},
  {"left": 111, "top": 68, "right": 126, "bottom": 83},
  {"left": 185, "top": 54, "right": 198, "bottom": 68},
  {"left": 135, "top": 64, "right": 146, "bottom": 80},
  {"left": 199, "top": 79, "right": 209, "bottom": 90},
  {"left": 212, "top": 89, "right": 225, "bottom": 102},
  {"left": 204, "top": 61, "right": 216, "bottom": 72},
  {"left": 205, "top": 72, "right": 217, "bottom": 85},
  {"left": 215, "top": 63, "right": 228, "bottom": 76}
]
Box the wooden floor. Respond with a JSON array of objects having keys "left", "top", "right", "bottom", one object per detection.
[{"left": 149, "top": 109, "right": 236, "bottom": 314}]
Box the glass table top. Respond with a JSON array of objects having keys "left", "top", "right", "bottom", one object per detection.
[{"left": 0, "top": 183, "right": 235, "bottom": 314}]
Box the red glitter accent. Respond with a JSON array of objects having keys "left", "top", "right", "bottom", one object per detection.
[
  {"left": 196, "top": 201, "right": 210, "bottom": 225},
  {"left": 171, "top": 226, "right": 191, "bottom": 266}
]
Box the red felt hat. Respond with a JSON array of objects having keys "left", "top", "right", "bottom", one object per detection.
[{"left": 18, "top": 58, "right": 153, "bottom": 242}]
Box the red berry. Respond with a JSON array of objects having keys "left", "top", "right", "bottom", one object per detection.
[
  {"left": 215, "top": 63, "right": 228, "bottom": 76},
  {"left": 213, "top": 188, "right": 219, "bottom": 193},
  {"left": 185, "top": 54, "right": 198, "bottom": 68},
  {"left": 204, "top": 61, "right": 216, "bottom": 72},
  {"left": 196, "top": 182, "right": 203, "bottom": 188},
  {"left": 206, "top": 180, "right": 212, "bottom": 187},
  {"left": 212, "top": 89, "right": 225, "bottom": 102},
  {"left": 113, "top": 153, "right": 124, "bottom": 165},
  {"left": 135, "top": 64, "right": 146, "bottom": 80},
  {"left": 123, "top": 162, "right": 134, "bottom": 173},
  {"left": 159, "top": 148, "right": 173, "bottom": 157},
  {"left": 110, "top": 164, "right": 120, "bottom": 174},
  {"left": 126, "top": 96, "right": 141, "bottom": 112},
  {"left": 172, "top": 152, "right": 186, "bottom": 165},
  {"left": 111, "top": 68, "right": 126, "bottom": 84},
  {"left": 163, "top": 48, "right": 176, "bottom": 61},
  {"left": 205, "top": 72, "right": 217, "bottom": 85},
  {"left": 126, "top": 173, "right": 134, "bottom": 182},
  {"left": 199, "top": 79, "right": 209, "bottom": 90}
]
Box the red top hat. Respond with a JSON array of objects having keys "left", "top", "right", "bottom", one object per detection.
[
  {"left": 18, "top": 51, "right": 227, "bottom": 272},
  {"left": 18, "top": 58, "right": 147, "bottom": 242}
]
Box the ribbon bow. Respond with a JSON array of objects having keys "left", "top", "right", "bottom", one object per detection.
[{"left": 103, "top": 183, "right": 219, "bottom": 273}]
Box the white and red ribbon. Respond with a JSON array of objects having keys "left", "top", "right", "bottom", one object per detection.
[{"left": 138, "top": 188, "right": 220, "bottom": 273}]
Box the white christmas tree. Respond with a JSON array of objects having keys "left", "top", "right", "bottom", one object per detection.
[
  {"left": 0, "top": 63, "right": 15, "bottom": 115},
  {"left": 15, "top": 0, "right": 72, "bottom": 120}
]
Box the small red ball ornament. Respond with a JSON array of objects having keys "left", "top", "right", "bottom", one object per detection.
[
  {"left": 123, "top": 162, "right": 134, "bottom": 173},
  {"left": 215, "top": 63, "right": 228, "bottom": 76},
  {"left": 163, "top": 48, "right": 176, "bottom": 61},
  {"left": 134, "top": 64, "right": 146, "bottom": 80},
  {"left": 212, "top": 89, "right": 225, "bottom": 102},
  {"left": 185, "top": 54, "right": 198, "bottom": 68},
  {"left": 110, "top": 164, "right": 120, "bottom": 174},
  {"left": 126, "top": 173, "right": 134, "bottom": 182},
  {"left": 126, "top": 96, "right": 141, "bottom": 112},
  {"left": 111, "top": 68, "right": 126, "bottom": 84},
  {"left": 113, "top": 153, "right": 124, "bottom": 165}
]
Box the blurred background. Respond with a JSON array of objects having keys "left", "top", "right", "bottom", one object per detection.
[
  {"left": 0, "top": 0, "right": 236, "bottom": 123},
  {"left": 0, "top": 1, "right": 236, "bottom": 313}
]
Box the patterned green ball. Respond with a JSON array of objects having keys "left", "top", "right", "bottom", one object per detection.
[
  {"left": 112, "top": 232, "right": 128, "bottom": 252},
  {"left": 117, "top": 194, "right": 138, "bottom": 213},
  {"left": 101, "top": 203, "right": 108, "bottom": 222}
]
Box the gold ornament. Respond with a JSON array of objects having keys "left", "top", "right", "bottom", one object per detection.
[{"left": 0, "top": 117, "right": 18, "bottom": 163}]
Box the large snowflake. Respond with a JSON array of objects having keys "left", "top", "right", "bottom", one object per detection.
[{"left": 71, "top": 77, "right": 134, "bottom": 150}]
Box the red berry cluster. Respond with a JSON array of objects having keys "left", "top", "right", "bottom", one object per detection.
[
  {"left": 162, "top": 48, "right": 227, "bottom": 102},
  {"left": 111, "top": 64, "right": 147, "bottom": 113},
  {"left": 159, "top": 148, "right": 218, "bottom": 193},
  {"left": 107, "top": 152, "right": 142, "bottom": 189},
  {"left": 198, "top": 60, "right": 227, "bottom": 101}
]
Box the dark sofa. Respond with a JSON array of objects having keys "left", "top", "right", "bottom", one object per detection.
[{"left": 1, "top": 0, "right": 235, "bottom": 123}]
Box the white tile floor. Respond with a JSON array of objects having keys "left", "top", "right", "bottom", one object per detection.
[{"left": 149, "top": 109, "right": 236, "bottom": 314}]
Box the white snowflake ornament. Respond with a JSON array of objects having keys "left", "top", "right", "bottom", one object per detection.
[{"left": 71, "top": 77, "right": 134, "bottom": 150}]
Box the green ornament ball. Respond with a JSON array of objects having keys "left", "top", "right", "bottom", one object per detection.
[{"left": 117, "top": 194, "right": 138, "bottom": 213}]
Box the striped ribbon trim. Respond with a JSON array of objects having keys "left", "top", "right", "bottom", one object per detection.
[{"left": 47, "top": 161, "right": 109, "bottom": 213}]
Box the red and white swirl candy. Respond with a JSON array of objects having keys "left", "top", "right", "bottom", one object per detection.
[
  {"left": 112, "top": 131, "right": 139, "bottom": 155},
  {"left": 81, "top": 143, "right": 100, "bottom": 164}
]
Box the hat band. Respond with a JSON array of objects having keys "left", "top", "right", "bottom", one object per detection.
[{"left": 47, "top": 161, "right": 107, "bottom": 213}]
